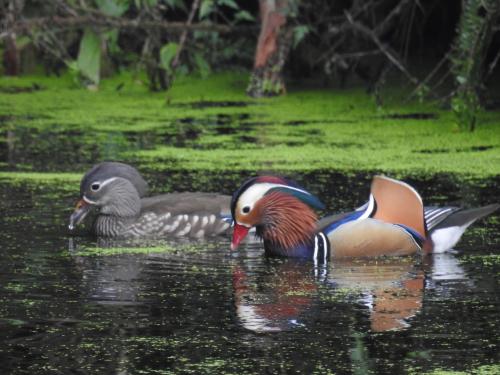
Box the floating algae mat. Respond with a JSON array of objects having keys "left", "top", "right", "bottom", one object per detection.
[{"left": 1, "top": 72, "right": 500, "bottom": 176}]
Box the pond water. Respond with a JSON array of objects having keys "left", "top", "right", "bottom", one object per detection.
[
  {"left": 0, "top": 169, "right": 498, "bottom": 375},
  {"left": 1, "top": 85, "right": 499, "bottom": 374}
]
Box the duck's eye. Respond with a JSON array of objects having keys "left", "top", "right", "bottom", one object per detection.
[
  {"left": 91, "top": 183, "right": 101, "bottom": 191},
  {"left": 242, "top": 206, "right": 251, "bottom": 214}
]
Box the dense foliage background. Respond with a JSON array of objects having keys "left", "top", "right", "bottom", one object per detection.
[{"left": 2, "top": 0, "right": 500, "bottom": 130}]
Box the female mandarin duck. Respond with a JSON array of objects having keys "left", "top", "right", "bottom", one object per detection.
[
  {"left": 230, "top": 175, "right": 499, "bottom": 260},
  {"left": 69, "top": 162, "right": 232, "bottom": 238}
]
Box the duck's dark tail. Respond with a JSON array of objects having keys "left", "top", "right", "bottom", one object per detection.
[{"left": 426, "top": 204, "right": 499, "bottom": 253}]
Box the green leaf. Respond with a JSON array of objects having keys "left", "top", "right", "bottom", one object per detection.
[
  {"left": 193, "top": 52, "right": 211, "bottom": 78},
  {"left": 218, "top": 0, "right": 238, "bottom": 9},
  {"left": 176, "top": 64, "right": 189, "bottom": 76},
  {"left": 235, "top": 10, "right": 254, "bottom": 22},
  {"left": 199, "top": 0, "right": 214, "bottom": 19},
  {"left": 65, "top": 60, "right": 79, "bottom": 72},
  {"left": 16, "top": 36, "right": 32, "bottom": 49},
  {"left": 159, "top": 42, "right": 179, "bottom": 72},
  {"left": 292, "top": 25, "right": 310, "bottom": 48},
  {"left": 103, "top": 30, "right": 121, "bottom": 54},
  {"left": 77, "top": 29, "right": 101, "bottom": 85},
  {"left": 221, "top": 45, "right": 237, "bottom": 58},
  {"left": 95, "top": 0, "right": 129, "bottom": 16}
]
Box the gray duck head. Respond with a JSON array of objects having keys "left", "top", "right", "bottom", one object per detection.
[{"left": 69, "top": 162, "right": 148, "bottom": 230}]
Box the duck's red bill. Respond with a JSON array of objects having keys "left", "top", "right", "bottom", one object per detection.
[{"left": 231, "top": 223, "right": 250, "bottom": 251}]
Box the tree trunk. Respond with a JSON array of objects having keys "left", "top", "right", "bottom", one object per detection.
[
  {"left": 3, "top": 1, "right": 24, "bottom": 76},
  {"left": 247, "top": 0, "right": 294, "bottom": 98},
  {"left": 3, "top": 35, "right": 20, "bottom": 76}
]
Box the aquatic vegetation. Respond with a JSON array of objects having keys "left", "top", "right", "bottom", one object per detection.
[
  {"left": 459, "top": 254, "right": 500, "bottom": 268},
  {"left": 0, "top": 171, "right": 81, "bottom": 182},
  {"left": 4, "top": 283, "right": 25, "bottom": 293},
  {"left": 70, "top": 246, "right": 175, "bottom": 257},
  {"left": 68, "top": 242, "right": 217, "bottom": 257},
  {"left": 411, "top": 364, "right": 500, "bottom": 375},
  {"left": 319, "top": 287, "right": 363, "bottom": 303},
  {"left": 1, "top": 72, "right": 499, "bottom": 177}
]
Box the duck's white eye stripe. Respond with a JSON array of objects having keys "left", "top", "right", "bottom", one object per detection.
[
  {"left": 239, "top": 183, "right": 311, "bottom": 210},
  {"left": 99, "top": 177, "right": 118, "bottom": 188}
]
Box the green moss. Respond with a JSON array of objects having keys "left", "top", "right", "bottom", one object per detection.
[
  {"left": 473, "top": 365, "right": 500, "bottom": 375},
  {"left": 319, "top": 287, "right": 363, "bottom": 303},
  {"left": 0, "top": 171, "right": 81, "bottom": 182},
  {"left": 71, "top": 245, "right": 175, "bottom": 257},
  {"left": 415, "top": 365, "right": 500, "bottom": 375},
  {"left": 1, "top": 318, "right": 25, "bottom": 326},
  {"left": 4, "top": 283, "right": 25, "bottom": 293},
  {"left": 129, "top": 139, "right": 500, "bottom": 176},
  {"left": 1, "top": 72, "right": 500, "bottom": 177},
  {"left": 79, "top": 341, "right": 99, "bottom": 350},
  {"left": 70, "top": 241, "right": 216, "bottom": 257},
  {"left": 459, "top": 254, "right": 500, "bottom": 267}
]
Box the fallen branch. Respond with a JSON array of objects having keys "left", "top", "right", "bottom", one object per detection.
[{"left": 0, "top": 15, "right": 253, "bottom": 41}]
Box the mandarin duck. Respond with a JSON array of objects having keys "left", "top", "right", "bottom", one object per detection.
[
  {"left": 232, "top": 258, "right": 425, "bottom": 333},
  {"left": 230, "top": 175, "right": 499, "bottom": 260},
  {"left": 69, "top": 162, "right": 232, "bottom": 238}
]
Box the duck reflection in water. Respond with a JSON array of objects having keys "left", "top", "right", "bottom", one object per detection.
[
  {"left": 68, "top": 237, "right": 147, "bottom": 305},
  {"left": 232, "top": 252, "right": 468, "bottom": 333}
]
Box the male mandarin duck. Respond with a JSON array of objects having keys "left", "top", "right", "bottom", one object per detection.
[
  {"left": 69, "top": 162, "right": 232, "bottom": 238},
  {"left": 230, "top": 175, "right": 499, "bottom": 260},
  {"left": 232, "top": 259, "right": 426, "bottom": 333}
]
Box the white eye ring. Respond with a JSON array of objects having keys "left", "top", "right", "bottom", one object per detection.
[
  {"left": 241, "top": 205, "right": 251, "bottom": 214},
  {"left": 91, "top": 182, "right": 101, "bottom": 191}
]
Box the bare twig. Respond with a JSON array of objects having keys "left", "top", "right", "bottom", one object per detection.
[
  {"left": 430, "top": 69, "right": 452, "bottom": 95},
  {"left": 348, "top": 0, "right": 378, "bottom": 22},
  {"left": 329, "top": 50, "right": 382, "bottom": 60},
  {"left": 374, "top": 0, "right": 412, "bottom": 37},
  {"left": 486, "top": 48, "right": 500, "bottom": 78},
  {"left": 53, "top": 0, "right": 79, "bottom": 17},
  {"left": 0, "top": 15, "right": 250, "bottom": 41},
  {"left": 345, "top": 11, "right": 419, "bottom": 85},
  {"left": 172, "top": 0, "right": 201, "bottom": 69},
  {"left": 407, "top": 51, "right": 451, "bottom": 100}
]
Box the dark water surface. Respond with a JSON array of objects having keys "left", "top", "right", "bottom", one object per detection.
[{"left": 0, "top": 171, "right": 499, "bottom": 375}]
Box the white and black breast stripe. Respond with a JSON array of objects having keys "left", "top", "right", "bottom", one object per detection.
[{"left": 313, "top": 232, "right": 330, "bottom": 264}]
